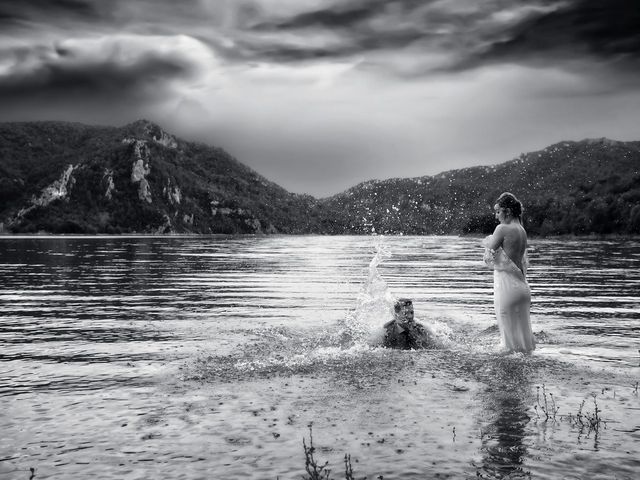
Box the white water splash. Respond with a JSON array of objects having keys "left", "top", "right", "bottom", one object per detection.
[
  {"left": 234, "top": 343, "right": 380, "bottom": 374},
  {"left": 340, "top": 238, "right": 397, "bottom": 346},
  {"left": 338, "top": 238, "right": 458, "bottom": 349}
]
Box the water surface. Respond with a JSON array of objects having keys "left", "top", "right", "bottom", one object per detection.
[{"left": 1, "top": 235, "right": 639, "bottom": 479}]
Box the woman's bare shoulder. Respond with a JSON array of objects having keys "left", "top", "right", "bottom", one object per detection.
[
  {"left": 492, "top": 224, "right": 508, "bottom": 235},
  {"left": 514, "top": 223, "right": 528, "bottom": 239}
]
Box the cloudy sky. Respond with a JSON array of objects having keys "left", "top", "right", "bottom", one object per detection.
[{"left": 1, "top": 0, "right": 639, "bottom": 196}]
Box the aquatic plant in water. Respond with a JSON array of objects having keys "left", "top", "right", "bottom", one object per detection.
[
  {"left": 565, "top": 395, "right": 606, "bottom": 437},
  {"left": 534, "top": 384, "right": 560, "bottom": 422},
  {"left": 302, "top": 425, "right": 332, "bottom": 480},
  {"left": 533, "top": 385, "right": 606, "bottom": 438},
  {"left": 300, "top": 424, "right": 366, "bottom": 480}
]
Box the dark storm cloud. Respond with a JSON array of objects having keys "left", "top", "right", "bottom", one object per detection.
[
  {"left": 3, "top": 0, "right": 639, "bottom": 74},
  {"left": 0, "top": 0, "right": 210, "bottom": 38},
  {"left": 253, "top": 0, "right": 431, "bottom": 30},
  {"left": 248, "top": 29, "right": 429, "bottom": 63},
  {"left": 476, "top": 0, "right": 640, "bottom": 65},
  {"left": 1, "top": 50, "right": 187, "bottom": 98},
  {"left": 0, "top": 0, "right": 102, "bottom": 24},
  {"left": 245, "top": 0, "right": 640, "bottom": 74},
  {"left": 239, "top": 0, "right": 533, "bottom": 69},
  {"left": 257, "top": 2, "right": 379, "bottom": 30},
  {"left": 0, "top": 36, "right": 202, "bottom": 111},
  {"left": 239, "top": 1, "right": 441, "bottom": 66}
]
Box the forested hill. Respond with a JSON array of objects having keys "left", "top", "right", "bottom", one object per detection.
[
  {"left": 0, "top": 120, "right": 638, "bottom": 235},
  {"left": 316, "top": 138, "right": 640, "bottom": 235},
  {"left": 0, "top": 120, "right": 318, "bottom": 234}
]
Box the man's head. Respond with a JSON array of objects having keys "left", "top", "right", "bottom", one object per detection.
[{"left": 394, "top": 298, "right": 414, "bottom": 322}]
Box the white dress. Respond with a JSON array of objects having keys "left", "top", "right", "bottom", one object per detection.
[{"left": 483, "top": 236, "right": 535, "bottom": 353}]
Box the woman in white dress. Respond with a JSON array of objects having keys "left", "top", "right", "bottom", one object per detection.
[{"left": 483, "top": 192, "right": 535, "bottom": 353}]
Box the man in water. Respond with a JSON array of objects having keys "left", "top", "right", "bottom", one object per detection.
[{"left": 383, "top": 298, "right": 433, "bottom": 349}]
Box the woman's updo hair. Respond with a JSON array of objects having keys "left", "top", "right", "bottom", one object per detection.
[{"left": 496, "top": 192, "right": 523, "bottom": 218}]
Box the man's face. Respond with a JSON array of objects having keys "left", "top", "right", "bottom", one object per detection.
[{"left": 398, "top": 303, "right": 414, "bottom": 322}]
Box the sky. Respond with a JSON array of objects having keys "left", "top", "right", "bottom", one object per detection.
[{"left": 1, "top": 1, "right": 639, "bottom": 197}]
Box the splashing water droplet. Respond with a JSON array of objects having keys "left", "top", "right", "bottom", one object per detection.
[{"left": 339, "top": 238, "right": 397, "bottom": 346}]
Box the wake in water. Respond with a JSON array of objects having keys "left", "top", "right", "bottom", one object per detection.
[
  {"left": 184, "top": 236, "right": 590, "bottom": 391},
  {"left": 185, "top": 238, "right": 463, "bottom": 384},
  {"left": 184, "top": 237, "right": 567, "bottom": 387},
  {"left": 338, "top": 238, "right": 455, "bottom": 349},
  {"left": 185, "top": 240, "right": 396, "bottom": 383}
]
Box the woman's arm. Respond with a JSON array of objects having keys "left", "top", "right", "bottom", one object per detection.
[{"left": 486, "top": 224, "right": 506, "bottom": 250}]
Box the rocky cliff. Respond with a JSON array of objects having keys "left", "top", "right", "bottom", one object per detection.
[{"left": 0, "top": 120, "right": 318, "bottom": 234}]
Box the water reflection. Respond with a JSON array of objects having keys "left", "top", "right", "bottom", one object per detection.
[{"left": 476, "top": 358, "right": 533, "bottom": 479}]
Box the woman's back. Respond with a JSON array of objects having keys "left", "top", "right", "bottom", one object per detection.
[{"left": 500, "top": 223, "right": 527, "bottom": 272}]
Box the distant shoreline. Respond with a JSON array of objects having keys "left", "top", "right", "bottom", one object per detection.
[{"left": 1, "top": 232, "right": 639, "bottom": 240}]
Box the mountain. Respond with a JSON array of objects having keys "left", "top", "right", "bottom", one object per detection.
[
  {"left": 0, "top": 120, "right": 319, "bottom": 234},
  {"left": 1, "top": 120, "right": 639, "bottom": 235},
  {"left": 315, "top": 138, "right": 640, "bottom": 235}
]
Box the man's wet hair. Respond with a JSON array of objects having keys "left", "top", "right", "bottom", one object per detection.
[{"left": 394, "top": 298, "right": 413, "bottom": 312}]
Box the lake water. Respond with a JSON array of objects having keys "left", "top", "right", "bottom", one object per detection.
[{"left": 1, "top": 235, "right": 639, "bottom": 479}]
